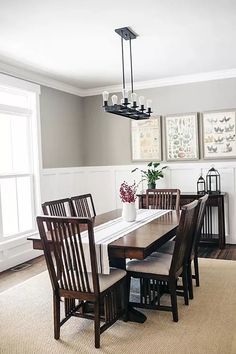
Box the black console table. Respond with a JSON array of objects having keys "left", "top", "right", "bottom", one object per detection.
[{"left": 137, "top": 192, "right": 226, "bottom": 249}]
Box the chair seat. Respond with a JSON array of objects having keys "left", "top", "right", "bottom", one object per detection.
[
  {"left": 89, "top": 268, "right": 126, "bottom": 292},
  {"left": 127, "top": 253, "right": 172, "bottom": 276},
  {"left": 69, "top": 267, "right": 126, "bottom": 292},
  {"left": 153, "top": 240, "right": 175, "bottom": 256}
]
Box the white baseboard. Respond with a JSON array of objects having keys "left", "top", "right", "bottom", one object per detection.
[{"left": 0, "top": 249, "right": 43, "bottom": 272}]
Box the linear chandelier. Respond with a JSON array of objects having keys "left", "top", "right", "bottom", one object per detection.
[{"left": 102, "top": 27, "right": 152, "bottom": 120}]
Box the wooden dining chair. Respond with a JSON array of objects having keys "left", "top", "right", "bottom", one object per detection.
[
  {"left": 126, "top": 199, "right": 199, "bottom": 322},
  {"left": 36, "top": 215, "right": 127, "bottom": 348},
  {"left": 146, "top": 189, "right": 181, "bottom": 211},
  {"left": 71, "top": 194, "right": 96, "bottom": 219},
  {"left": 156, "top": 194, "right": 209, "bottom": 298},
  {"left": 42, "top": 198, "right": 74, "bottom": 217}
]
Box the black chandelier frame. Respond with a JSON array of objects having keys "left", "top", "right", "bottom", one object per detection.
[{"left": 103, "top": 27, "right": 152, "bottom": 120}]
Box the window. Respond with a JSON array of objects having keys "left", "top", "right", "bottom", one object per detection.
[{"left": 0, "top": 76, "right": 41, "bottom": 241}]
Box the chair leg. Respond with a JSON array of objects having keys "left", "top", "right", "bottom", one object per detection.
[
  {"left": 53, "top": 293, "right": 60, "bottom": 340},
  {"left": 187, "top": 263, "right": 194, "bottom": 300},
  {"left": 94, "top": 301, "right": 100, "bottom": 349},
  {"left": 194, "top": 256, "right": 200, "bottom": 287},
  {"left": 169, "top": 280, "right": 178, "bottom": 322},
  {"left": 182, "top": 268, "right": 189, "bottom": 305}
]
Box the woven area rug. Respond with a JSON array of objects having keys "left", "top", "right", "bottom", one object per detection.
[{"left": 1, "top": 258, "right": 236, "bottom": 354}]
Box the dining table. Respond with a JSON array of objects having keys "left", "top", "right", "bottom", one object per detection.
[{"left": 28, "top": 208, "right": 180, "bottom": 323}]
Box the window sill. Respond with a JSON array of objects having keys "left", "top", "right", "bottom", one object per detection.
[{"left": 0, "top": 230, "right": 39, "bottom": 249}]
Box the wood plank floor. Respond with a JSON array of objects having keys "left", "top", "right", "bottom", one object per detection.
[
  {"left": 198, "top": 244, "right": 236, "bottom": 260},
  {"left": 0, "top": 256, "right": 47, "bottom": 293},
  {"left": 1, "top": 245, "right": 236, "bottom": 293}
]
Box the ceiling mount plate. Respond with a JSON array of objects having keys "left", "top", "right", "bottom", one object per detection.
[{"left": 115, "top": 27, "right": 137, "bottom": 40}]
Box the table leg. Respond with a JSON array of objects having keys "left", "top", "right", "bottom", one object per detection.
[
  {"left": 109, "top": 256, "right": 147, "bottom": 323},
  {"left": 109, "top": 257, "right": 126, "bottom": 269},
  {"left": 218, "top": 197, "right": 225, "bottom": 249},
  {"left": 127, "top": 306, "right": 146, "bottom": 323}
]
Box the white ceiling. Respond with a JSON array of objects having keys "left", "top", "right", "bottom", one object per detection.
[{"left": 0, "top": 0, "right": 236, "bottom": 91}]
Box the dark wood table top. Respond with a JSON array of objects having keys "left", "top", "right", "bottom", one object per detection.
[{"left": 28, "top": 209, "right": 180, "bottom": 261}]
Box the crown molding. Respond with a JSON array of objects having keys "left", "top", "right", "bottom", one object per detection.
[
  {"left": 83, "top": 68, "right": 236, "bottom": 96},
  {"left": 0, "top": 61, "right": 84, "bottom": 96},
  {"left": 1, "top": 60, "right": 236, "bottom": 98}
]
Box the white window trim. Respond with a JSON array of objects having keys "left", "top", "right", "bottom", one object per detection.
[
  {"left": 0, "top": 73, "right": 40, "bottom": 94},
  {"left": 0, "top": 74, "right": 42, "bottom": 243},
  {"left": 32, "top": 90, "right": 43, "bottom": 216},
  {"left": 0, "top": 103, "right": 32, "bottom": 116}
]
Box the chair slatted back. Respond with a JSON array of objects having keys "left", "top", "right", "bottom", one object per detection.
[
  {"left": 36, "top": 216, "right": 99, "bottom": 294},
  {"left": 192, "top": 194, "right": 209, "bottom": 256},
  {"left": 42, "top": 198, "right": 75, "bottom": 217},
  {"left": 170, "top": 199, "right": 199, "bottom": 276},
  {"left": 146, "top": 189, "right": 181, "bottom": 211},
  {"left": 71, "top": 194, "right": 96, "bottom": 218}
]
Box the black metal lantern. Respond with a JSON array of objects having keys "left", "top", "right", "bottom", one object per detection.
[
  {"left": 206, "top": 167, "right": 221, "bottom": 194},
  {"left": 197, "top": 175, "right": 206, "bottom": 194}
]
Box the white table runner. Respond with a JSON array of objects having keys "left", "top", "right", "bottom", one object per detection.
[{"left": 81, "top": 209, "right": 169, "bottom": 274}]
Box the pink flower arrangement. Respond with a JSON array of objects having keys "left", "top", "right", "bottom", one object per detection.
[{"left": 119, "top": 181, "right": 137, "bottom": 203}]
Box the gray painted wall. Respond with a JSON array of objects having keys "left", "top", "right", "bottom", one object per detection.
[
  {"left": 40, "top": 86, "right": 84, "bottom": 168},
  {"left": 40, "top": 78, "right": 236, "bottom": 168},
  {"left": 82, "top": 95, "right": 132, "bottom": 166},
  {"left": 83, "top": 78, "right": 236, "bottom": 166}
]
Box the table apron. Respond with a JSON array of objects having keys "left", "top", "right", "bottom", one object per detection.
[{"left": 108, "top": 226, "right": 177, "bottom": 261}]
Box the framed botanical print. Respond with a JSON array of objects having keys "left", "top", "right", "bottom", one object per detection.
[
  {"left": 202, "top": 109, "right": 236, "bottom": 159},
  {"left": 131, "top": 115, "right": 162, "bottom": 161},
  {"left": 164, "top": 113, "right": 199, "bottom": 161}
]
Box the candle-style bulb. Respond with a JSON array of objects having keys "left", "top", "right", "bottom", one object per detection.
[
  {"left": 102, "top": 91, "right": 109, "bottom": 103},
  {"left": 111, "top": 95, "right": 118, "bottom": 105},
  {"left": 139, "top": 96, "right": 145, "bottom": 105},
  {"left": 131, "top": 92, "right": 137, "bottom": 102},
  {"left": 146, "top": 99, "right": 152, "bottom": 108},
  {"left": 122, "top": 89, "right": 129, "bottom": 98}
]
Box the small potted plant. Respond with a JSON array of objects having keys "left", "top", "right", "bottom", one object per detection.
[
  {"left": 132, "top": 162, "right": 167, "bottom": 189},
  {"left": 119, "top": 181, "right": 137, "bottom": 221}
]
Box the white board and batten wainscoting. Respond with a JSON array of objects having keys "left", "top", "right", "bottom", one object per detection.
[
  {"left": 42, "top": 161, "right": 234, "bottom": 244},
  {"left": 1, "top": 161, "right": 235, "bottom": 272}
]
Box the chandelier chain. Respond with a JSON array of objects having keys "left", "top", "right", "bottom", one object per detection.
[
  {"left": 121, "top": 35, "right": 125, "bottom": 90},
  {"left": 129, "top": 38, "right": 134, "bottom": 94}
]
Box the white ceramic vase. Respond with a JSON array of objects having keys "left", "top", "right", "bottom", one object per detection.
[{"left": 122, "top": 202, "right": 136, "bottom": 222}]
